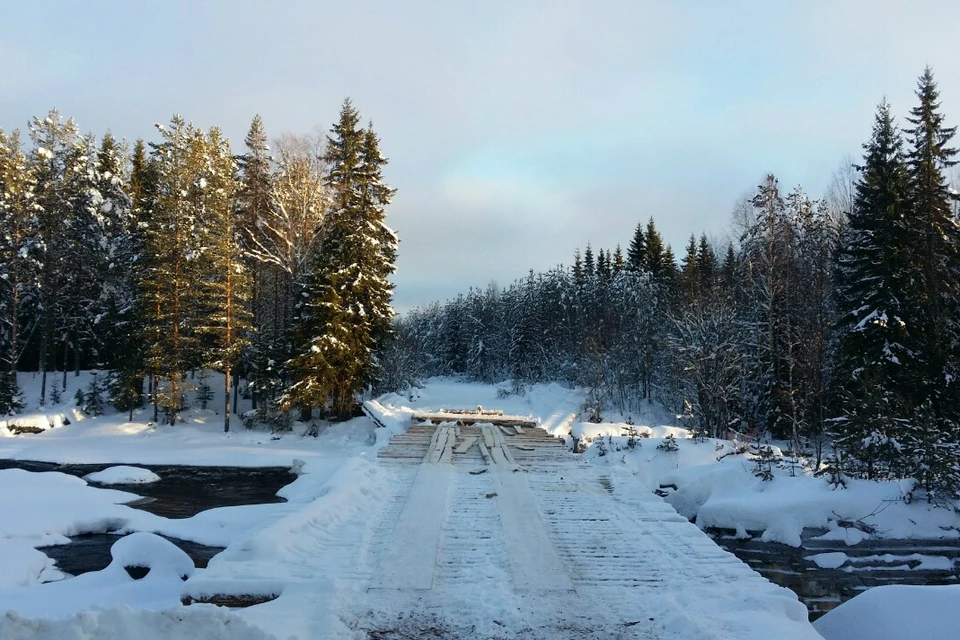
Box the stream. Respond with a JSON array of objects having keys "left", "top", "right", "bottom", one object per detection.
[
  {"left": 0, "top": 459, "right": 296, "bottom": 576},
  {"left": 711, "top": 528, "right": 960, "bottom": 620}
]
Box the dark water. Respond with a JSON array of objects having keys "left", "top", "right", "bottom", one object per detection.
[
  {"left": 712, "top": 529, "right": 960, "bottom": 620},
  {"left": 0, "top": 459, "right": 295, "bottom": 517},
  {"left": 0, "top": 459, "right": 296, "bottom": 576},
  {"left": 39, "top": 533, "right": 224, "bottom": 577}
]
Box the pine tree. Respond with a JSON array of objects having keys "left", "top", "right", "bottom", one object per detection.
[
  {"left": 28, "top": 110, "right": 86, "bottom": 405},
  {"left": 196, "top": 127, "right": 251, "bottom": 432},
  {"left": 0, "top": 128, "right": 35, "bottom": 385},
  {"left": 141, "top": 116, "right": 207, "bottom": 424}
]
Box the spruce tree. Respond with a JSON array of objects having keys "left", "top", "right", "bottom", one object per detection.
[
  {"left": 627, "top": 222, "right": 646, "bottom": 271},
  {"left": 900, "top": 68, "right": 960, "bottom": 496},
  {"left": 831, "top": 100, "right": 912, "bottom": 477},
  {"left": 285, "top": 100, "right": 397, "bottom": 420},
  {"left": 644, "top": 218, "right": 672, "bottom": 281}
]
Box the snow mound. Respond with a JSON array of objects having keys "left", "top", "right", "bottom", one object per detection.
[
  {"left": 814, "top": 584, "right": 960, "bottom": 640},
  {"left": 0, "top": 605, "right": 273, "bottom": 640},
  {"left": 85, "top": 466, "right": 161, "bottom": 485},
  {"left": 0, "top": 541, "right": 64, "bottom": 588},
  {"left": 109, "top": 532, "right": 194, "bottom": 580}
]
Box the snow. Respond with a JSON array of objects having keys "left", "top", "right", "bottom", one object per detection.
[
  {"left": 0, "top": 373, "right": 955, "bottom": 638},
  {"left": 571, "top": 420, "right": 687, "bottom": 441},
  {"left": 84, "top": 466, "right": 160, "bottom": 485},
  {"left": 807, "top": 551, "right": 955, "bottom": 572},
  {"left": 814, "top": 585, "right": 960, "bottom": 640},
  {"left": 0, "top": 606, "right": 273, "bottom": 640},
  {"left": 108, "top": 532, "right": 194, "bottom": 579},
  {"left": 0, "top": 541, "right": 64, "bottom": 588}
]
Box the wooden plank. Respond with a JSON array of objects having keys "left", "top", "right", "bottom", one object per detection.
[
  {"left": 478, "top": 442, "right": 492, "bottom": 465},
  {"left": 481, "top": 425, "right": 495, "bottom": 449},
  {"left": 454, "top": 436, "right": 479, "bottom": 454},
  {"left": 437, "top": 428, "right": 455, "bottom": 464},
  {"left": 423, "top": 427, "right": 443, "bottom": 464},
  {"left": 514, "top": 425, "right": 524, "bottom": 434},
  {"left": 512, "top": 443, "right": 535, "bottom": 451},
  {"left": 497, "top": 425, "right": 515, "bottom": 437},
  {"left": 490, "top": 442, "right": 508, "bottom": 466}
]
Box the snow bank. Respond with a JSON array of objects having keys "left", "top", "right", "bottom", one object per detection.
[
  {"left": 665, "top": 460, "right": 960, "bottom": 546},
  {"left": 0, "top": 541, "right": 64, "bottom": 588},
  {"left": 0, "top": 605, "right": 273, "bottom": 640},
  {"left": 0, "top": 469, "right": 139, "bottom": 546},
  {"left": 814, "top": 584, "right": 960, "bottom": 640},
  {"left": 84, "top": 466, "right": 161, "bottom": 485}
]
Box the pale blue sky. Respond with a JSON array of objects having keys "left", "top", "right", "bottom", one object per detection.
[{"left": 2, "top": 1, "right": 959, "bottom": 311}]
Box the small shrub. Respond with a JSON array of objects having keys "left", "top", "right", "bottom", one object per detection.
[
  {"left": 657, "top": 433, "right": 679, "bottom": 452},
  {"left": 195, "top": 377, "right": 214, "bottom": 410},
  {"left": 753, "top": 444, "right": 778, "bottom": 481},
  {"left": 84, "top": 374, "right": 107, "bottom": 417},
  {"left": 626, "top": 426, "right": 640, "bottom": 450}
]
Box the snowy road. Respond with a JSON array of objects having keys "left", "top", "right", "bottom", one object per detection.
[{"left": 352, "top": 423, "right": 822, "bottom": 639}]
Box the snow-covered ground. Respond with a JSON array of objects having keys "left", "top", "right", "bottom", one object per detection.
[{"left": 0, "top": 373, "right": 957, "bottom": 638}]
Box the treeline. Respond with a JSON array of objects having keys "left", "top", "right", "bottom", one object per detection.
[
  {"left": 394, "top": 68, "right": 960, "bottom": 499},
  {"left": 0, "top": 100, "right": 397, "bottom": 430}
]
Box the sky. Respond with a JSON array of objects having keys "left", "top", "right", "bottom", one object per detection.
[{"left": 2, "top": 1, "right": 959, "bottom": 313}]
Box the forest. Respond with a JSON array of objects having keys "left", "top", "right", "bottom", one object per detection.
[
  {"left": 1, "top": 69, "right": 959, "bottom": 500},
  {"left": 391, "top": 68, "right": 960, "bottom": 500},
  {"left": 0, "top": 99, "right": 397, "bottom": 430}
]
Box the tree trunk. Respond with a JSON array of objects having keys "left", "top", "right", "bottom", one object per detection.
[
  {"left": 224, "top": 364, "right": 231, "bottom": 433},
  {"left": 62, "top": 340, "right": 69, "bottom": 390}
]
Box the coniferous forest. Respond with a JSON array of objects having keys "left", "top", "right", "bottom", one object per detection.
[
  {"left": 0, "top": 99, "right": 397, "bottom": 430},
  {"left": 391, "top": 68, "right": 960, "bottom": 501},
  {"left": 2, "top": 70, "right": 959, "bottom": 500}
]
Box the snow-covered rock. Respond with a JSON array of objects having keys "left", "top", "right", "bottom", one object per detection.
[
  {"left": 85, "top": 466, "right": 160, "bottom": 485},
  {"left": 815, "top": 584, "right": 960, "bottom": 640}
]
